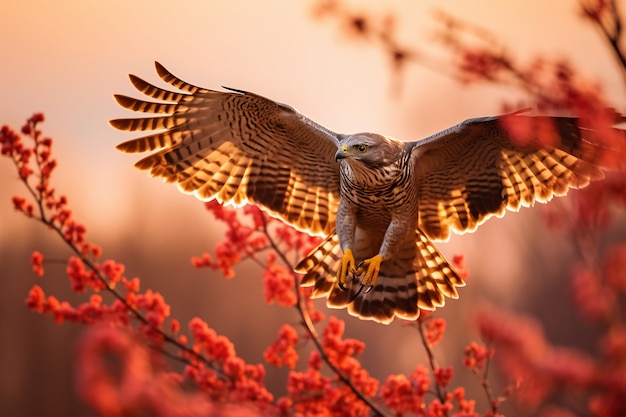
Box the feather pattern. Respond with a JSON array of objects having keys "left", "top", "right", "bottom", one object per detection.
[
  {"left": 411, "top": 116, "right": 609, "bottom": 241},
  {"left": 112, "top": 63, "right": 621, "bottom": 324},
  {"left": 111, "top": 62, "right": 340, "bottom": 236}
]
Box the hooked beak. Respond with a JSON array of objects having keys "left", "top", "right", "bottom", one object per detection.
[{"left": 334, "top": 145, "right": 349, "bottom": 162}]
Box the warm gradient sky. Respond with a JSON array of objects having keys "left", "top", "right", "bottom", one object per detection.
[{"left": 2, "top": 1, "right": 625, "bottom": 415}]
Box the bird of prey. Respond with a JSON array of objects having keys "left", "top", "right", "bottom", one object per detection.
[{"left": 111, "top": 62, "right": 619, "bottom": 324}]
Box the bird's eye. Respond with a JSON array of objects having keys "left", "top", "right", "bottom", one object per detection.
[{"left": 357, "top": 144, "right": 368, "bottom": 153}]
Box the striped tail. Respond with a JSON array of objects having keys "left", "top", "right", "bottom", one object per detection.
[{"left": 296, "top": 229, "right": 466, "bottom": 324}]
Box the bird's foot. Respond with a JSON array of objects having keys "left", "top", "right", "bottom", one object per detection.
[
  {"left": 355, "top": 255, "right": 383, "bottom": 294},
  {"left": 337, "top": 248, "right": 357, "bottom": 290}
]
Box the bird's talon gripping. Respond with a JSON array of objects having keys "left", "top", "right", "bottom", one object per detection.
[
  {"left": 338, "top": 251, "right": 383, "bottom": 294},
  {"left": 355, "top": 260, "right": 365, "bottom": 276},
  {"left": 359, "top": 254, "right": 383, "bottom": 288},
  {"left": 348, "top": 284, "right": 366, "bottom": 302},
  {"left": 337, "top": 248, "right": 356, "bottom": 290}
]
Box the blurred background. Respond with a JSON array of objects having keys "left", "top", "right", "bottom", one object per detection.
[{"left": 1, "top": 1, "right": 624, "bottom": 415}]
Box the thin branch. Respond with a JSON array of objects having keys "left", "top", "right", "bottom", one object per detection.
[
  {"left": 14, "top": 128, "right": 230, "bottom": 382},
  {"left": 416, "top": 319, "right": 448, "bottom": 408},
  {"left": 260, "top": 213, "right": 390, "bottom": 417},
  {"left": 32, "top": 194, "right": 229, "bottom": 379},
  {"left": 477, "top": 342, "right": 499, "bottom": 415},
  {"left": 582, "top": 0, "right": 626, "bottom": 72}
]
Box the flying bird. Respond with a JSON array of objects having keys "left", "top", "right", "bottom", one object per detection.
[{"left": 111, "top": 62, "right": 619, "bottom": 324}]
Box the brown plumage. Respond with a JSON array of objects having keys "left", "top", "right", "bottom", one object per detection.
[{"left": 111, "top": 62, "right": 621, "bottom": 324}]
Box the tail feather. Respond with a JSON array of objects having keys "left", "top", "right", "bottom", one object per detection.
[
  {"left": 297, "top": 229, "right": 465, "bottom": 324},
  {"left": 413, "top": 229, "right": 464, "bottom": 308},
  {"left": 297, "top": 233, "right": 343, "bottom": 297},
  {"left": 348, "top": 275, "right": 420, "bottom": 323}
]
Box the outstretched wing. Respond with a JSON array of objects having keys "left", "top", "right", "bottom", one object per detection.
[
  {"left": 111, "top": 62, "right": 341, "bottom": 236},
  {"left": 412, "top": 113, "right": 621, "bottom": 241}
]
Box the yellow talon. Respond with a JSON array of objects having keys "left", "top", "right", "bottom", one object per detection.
[
  {"left": 337, "top": 248, "right": 356, "bottom": 289},
  {"left": 357, "top": 255, "right": 383, "bottom": 288}
]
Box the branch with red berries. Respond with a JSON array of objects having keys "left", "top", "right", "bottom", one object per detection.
[
  {"left": 2, "top": 116, "right": 276, "bottom": 416},
  {"left": 3, "top": 114, "right": 513, "bottom": 416},
  {"left": 313, "top": 0, "right": 626, "bottom": 112}
]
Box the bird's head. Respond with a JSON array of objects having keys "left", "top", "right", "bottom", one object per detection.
[{"left": 335, "top": 133, "right": 403, "bottom": 168}]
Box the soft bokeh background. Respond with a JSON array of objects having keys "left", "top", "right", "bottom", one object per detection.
[{"left": 1, "top": 1, "right": 624, "bottom": 415}]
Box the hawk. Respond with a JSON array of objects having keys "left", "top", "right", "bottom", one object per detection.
[{"left": 111, "top": 62, "right": 620, "bottom": 324}]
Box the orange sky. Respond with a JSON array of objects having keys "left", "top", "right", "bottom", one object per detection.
[{"left": 1, "top": 1, "right": 624, "bottom": 415}]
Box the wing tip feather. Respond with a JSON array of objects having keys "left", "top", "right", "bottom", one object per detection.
[
  {"left": 128, "top": 73, "right": 147, "bottom": 90},
  {"left": 113, "top": 94, "right": 136, "bottom": 110},
  {"left": 115, "top": 139, "right": 134, "bottom": 153},
  {"left": 154, "top": 61, "right": 170, "bottom": 79},
  {"left": 109, "top": 118, "right": 129, "bottom": 131}
]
